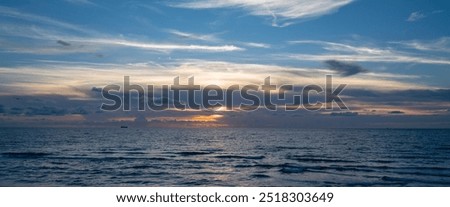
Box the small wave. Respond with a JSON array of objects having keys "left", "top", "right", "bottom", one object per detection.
[
  {"left": 129, "top": 165, "right": 156, "bottom": 169},
  {"left": 436, "top": 146, "right": 450, "bottom": 151},
  {"left": 251, "top": 174, "right": 270, "bottom": 178},
  {"left": 276, "top": 146, "right": 313, "bottom": 150},
  {"left": 279, "top": 163, "right": 305, "bottom": 174},
  {"left": 1, "top": 152, "right": 52, "bottom": 158},
  {"left": 203, "top": 148, "right": 223, "bottom": 152},
  {"left": 179, "top": 179, "right": 211, "bottom": 186},
  {"left": 46, "top": 156, "right": 167, "bottom": 162},
  {"left": 402, "top": 166, "right": 450, "bottom": 171},
  {"left": 234, "top": 164, "right": 277, "bottom": 169},
  {"left": 380, "top": 176, "right": 413, "bottom": 185},
  {"left": 175, "top": 151, "right": 214, "bottom": 156},
  {"left": 396, "top": 155, "right": 433, "bottom": 159},
  {"left": 186, "top": 160, "right": 215, "bottom": 164},
  {"left": 215, "top": 155, "right": 265, "bottom": 160},
  {"left": 392, "top": 170, "right": 450, "bottom": 178},
  {"left": 194, "top": 171, "right": 227, "bottom": 175},
  {"left": 322, "top": 166, "right": 377, "bottom": 173},
  {"left": 125, "top": 151, "right": 148, "bottom": 155},
  {"left": 96, "top": 151, "right": 115, "bottom": 154},
  {"left": 371, "top": 160, "right": 395, "bottom": 164},
  {"left": 287, "top": 155, "right": 356, "bottom": 163}
]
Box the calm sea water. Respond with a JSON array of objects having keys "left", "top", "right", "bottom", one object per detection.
[{"left": 0, "top": 128, "right": 449, "bottom": 186}]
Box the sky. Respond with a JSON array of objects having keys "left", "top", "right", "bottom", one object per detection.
[{"left": 0, "top": 0, "right": 450, "bottom": 128}]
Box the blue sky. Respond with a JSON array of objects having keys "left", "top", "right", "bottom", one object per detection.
[{"left": 0, "top": 0, "right": 449, "bottom": 128}]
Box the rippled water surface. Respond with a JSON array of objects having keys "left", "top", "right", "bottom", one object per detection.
[{"left": 0, "top": 128, "right": 449, "bottom": 186}]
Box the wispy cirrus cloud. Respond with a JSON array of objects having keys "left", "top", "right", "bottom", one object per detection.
[
  {"left": 6, "top": 39, "right": 244, "bottom": 54},
  {"left": 167, "top": 29, "right": 220, "bottom": 42},
  {"left": 407, "top": 11, "right": 426, "bottom": 22},
  {"left": 240, "top": 42, "right": 271, "bottom": 48},
  {"left": 391, "top": 37, "right": 450, "bottom": 53},
  {"left": 64, "top": 0, "right": 96, "bottom": 6},
  {"left": 0, "top": 6, "right": 92, "bottom": 34},
  {"left": 287, "top": 40, "right": 450, "bottom": 65},
  {"left": 0, "top": 26, "right": 244, "bottom": 54},
  {"left": 76, "top": 38, "right": 244, "bottom": 52},
  {"left": 169, "top": 0, "right": 353, "bottom": 27},
  {"left": 0, "top": 7, "right": 244, "bottom": 54},
  {"left": 166, "top": 29, "right": 271, "bottom": 48}
]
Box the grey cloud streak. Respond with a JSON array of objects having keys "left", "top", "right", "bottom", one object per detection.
[{"left": 324, "top": 60, "right": 368, "bottom": 76}]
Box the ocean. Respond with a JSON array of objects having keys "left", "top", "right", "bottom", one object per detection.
[{"left": 0, "top": 128, "right": 449, "bottom": 186}]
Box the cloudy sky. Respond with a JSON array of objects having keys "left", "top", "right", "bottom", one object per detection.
[{"left": 0, "top": 0, "right": 449, "bottom": 128}]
